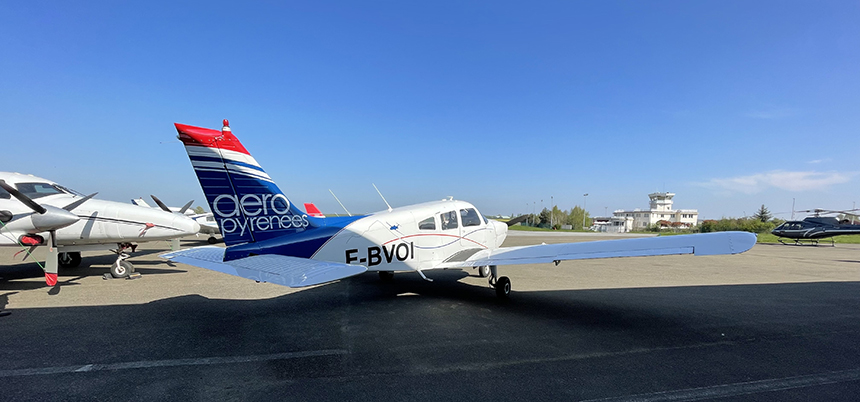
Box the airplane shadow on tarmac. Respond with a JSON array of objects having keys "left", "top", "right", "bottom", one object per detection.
[
  {"left": 0, "top": 247, "right": 187, "bottom": 290},
  {"left": 1, "top": 269, "right": 860, "bottom": 401}
]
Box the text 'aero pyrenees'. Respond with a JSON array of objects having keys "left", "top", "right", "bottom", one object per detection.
[{"left": 162, "top": 120, "right": 756, "bottom": 298}]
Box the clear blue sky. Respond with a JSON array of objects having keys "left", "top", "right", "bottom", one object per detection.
[{"left": 2, "top": 1, "right": 858, "bottom": 219}]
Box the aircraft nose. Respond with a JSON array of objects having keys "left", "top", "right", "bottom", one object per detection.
[{"left": 30, "top": 205, "right": 80, "bottom": 231}]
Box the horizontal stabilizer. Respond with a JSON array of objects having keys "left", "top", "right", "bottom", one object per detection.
[
  {"left": 161, "top": 246, "right": 367, "bottom": 287},
  {"left": 438, "top": 231, "right": 756, "bottom": 269}
]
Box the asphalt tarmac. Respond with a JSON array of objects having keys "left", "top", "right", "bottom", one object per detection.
[{"left": 1, "top": 232, "right": 859, "bottom": 401}]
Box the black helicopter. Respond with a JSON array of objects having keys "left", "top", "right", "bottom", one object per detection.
[{"left": 771, "top": 209, "right": 860, "bottom": 246}]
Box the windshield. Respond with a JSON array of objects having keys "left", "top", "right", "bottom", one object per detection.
[{"left": 15, "top": 182, "right": 68, "bottom": 199}]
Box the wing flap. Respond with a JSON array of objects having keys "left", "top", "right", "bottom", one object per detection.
[
  {"left": 161, "top": 246, "right": 367, "bottom": 288},
  {"left": 438, "top": 231, "right": 756, "bottom": 268}
]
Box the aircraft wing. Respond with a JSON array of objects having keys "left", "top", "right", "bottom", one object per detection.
[
  {"left": 161, "top": 246, "right": 367, "bottom": 287},
  {"left": 435, "top": 231, "right": 756, "bottom": 269}
]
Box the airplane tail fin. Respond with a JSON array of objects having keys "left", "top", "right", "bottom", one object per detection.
[
  {"left": 131, "top": 197, "right": 152, "bottom": 208},
  {"left": 304, "top": 203, "right": 326, "bottom": 218},
  {"left": 174, "top": 120, "right": 314, "bottom": 246}
]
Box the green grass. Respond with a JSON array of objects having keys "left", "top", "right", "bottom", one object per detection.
[
  {"left": 508, "top": 225, "right": 591, "bottom": 233},
  {"left": 755, "top": 232, "right": 860, "bottom": 244}
]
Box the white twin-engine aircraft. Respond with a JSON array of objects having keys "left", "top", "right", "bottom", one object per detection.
[
  {"left": 163, "top": 120, "right": 756, "bottom": 298},
  {"left": 132, "top": 196, "right": 221, "bottom": 243},
  {"left": 0, "top": 172, "right": 200, "bottom": 285}
]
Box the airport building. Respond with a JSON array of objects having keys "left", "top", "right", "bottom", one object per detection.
[{"left": 603, "top": 192, "right": 698, "bottom": 232}]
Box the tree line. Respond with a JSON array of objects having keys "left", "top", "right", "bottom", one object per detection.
[{"left": 519, "top": 206, "right": 592, "bottom": 230}]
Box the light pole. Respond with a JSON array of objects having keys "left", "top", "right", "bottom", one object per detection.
[
  {"left": 551, "top": 196, "right": 554, "bottom": 228},
  {"left": 582, "top": 193, "right": 589, "bottom": 230}
]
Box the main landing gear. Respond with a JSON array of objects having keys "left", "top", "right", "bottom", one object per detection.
[
  {"left": 58, "top": 252, "right": 82, "bottom": 268},
  {"left": 109, "top": 243, "right": 136, "bottom": 278},
  {"left": 484, "top": 265, "right": 511, "bottom": 299}
]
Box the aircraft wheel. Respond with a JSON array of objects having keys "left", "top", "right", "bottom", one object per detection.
[
  {"left": 477, "top": 265, "right": 490, "bottom": 278},
  {"left": 495, "top": 276, "right": 511, "bottom": 298},
  {"left": 111, "top": 261, "right": 134, "bottom": 278},
  {"left": 58, "top": 252, "right": 82, "bottom": 268},
  {"left": 207, "top": 236, "right": 218, "bottom": 244},
  {"left": 379, "top": 271, "right": 394, "bottom": 282}
]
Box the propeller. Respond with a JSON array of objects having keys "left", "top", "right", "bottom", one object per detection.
[
  {"left": 0, "top": 180, "right": 45, "bottom": 214},
  {"left": 0, "top": 180, "right": 95, "bottom": 286},
  {"left": 150, "top": 195, "right": 171, "bottom": 213},
  {"left": 178, "top": 200, "right": 194, "bottom": 214},
  {"left": 151, "top": 195, "right": 194, "bottom": 215},
  {"left": 505, "top": 215, "right": 530, "bottom": 227}
]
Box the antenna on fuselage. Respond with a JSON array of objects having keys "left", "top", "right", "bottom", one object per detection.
[
  {"left": 372, "top": 183, "right": 393, "bottom": 212},
  {"left": 328, "top": 189, "right": 352, "bottom": 217}
]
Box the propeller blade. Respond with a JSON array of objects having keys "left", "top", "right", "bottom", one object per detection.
[
  {"left": 0, "top": 180, "right": 47, "bottom": 214},
  {"left": 150, "top": 195, "right": 171, "bottom": 212},
  {"left": 506, "top": 215, "right": 529, "bottom": 227},
  {"left": 62, "top": 192, "right": 98, "bottom": 212},
  {"left": 179, "top": 200, "right": 194, "bottom": 214}
]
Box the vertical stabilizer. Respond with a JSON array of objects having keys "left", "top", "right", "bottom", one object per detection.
[{"left": 175, "top": 120, "right": 313, "bottom": 246}]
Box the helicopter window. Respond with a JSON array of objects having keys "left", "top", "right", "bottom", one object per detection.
[
  {"left": 460, "top": 208, "right": 481, "bottom": 227},
  {"left": 440, "top": 211, "right": 458, "bottom": 230},
  {"left": 418, "top": 216, "right": 436, "bottom": 230},
  {"left": 15, "top": 182, "right": 64, "bottom": 199}
]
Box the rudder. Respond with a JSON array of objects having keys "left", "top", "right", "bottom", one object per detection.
[{"left": 175, "top": 120, "right": 313, "bottom": 246}]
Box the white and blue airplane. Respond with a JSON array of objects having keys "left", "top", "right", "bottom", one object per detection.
[{"left": 163, "top": 120, "right": 757, "bottom": 298}]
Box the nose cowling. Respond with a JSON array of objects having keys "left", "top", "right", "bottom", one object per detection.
[
  {"left": 173, "top": 215, "right": 201, "bottom": 236},
  {"left": 492, "top": 220, "right": 508, "bottom": 248},
  {"left": 30, "top": 205, "right": 80, "bottom": 231}
]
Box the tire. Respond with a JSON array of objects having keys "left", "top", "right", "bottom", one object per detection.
[
  {"left": 495, "top": 276, "right": 511, "bottom": 298},
  {"left": 477, "top": 265, "right": 490, "bottom": 278},
  {"left": 58, "top": 252, "right": 82, "bottom": 268},
  {"left": 207, "top": 236, "right": 218, "bottom": 244},
  {"left": 111, "top": 260, "right": 133, "bottom": 278}
]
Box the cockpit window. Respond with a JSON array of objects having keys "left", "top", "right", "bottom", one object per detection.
[
  {"left": 15, "top": 182, "right": 65, "bottom": 199},
  {"left": 0, "top": 186, "right": 9, "bottom": 199},
  {"left": 440, "top": 211, "right": 458, "bottom": 230},
  {"left": 55, "top": 185, "right": 83, "bottom": 196},
  {"left": 419, "top": 216, "right": 436, "bottom": 230},
  {"left": 460, "top": 208, "right": 481, "bottom": 227}
]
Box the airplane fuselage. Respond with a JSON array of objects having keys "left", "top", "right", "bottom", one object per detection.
[
  {"left": 219, "top": 199, "right": 508, "bottom": 272},
  {"left": 0, "top": 172, "right": 200, "bottom": 251}
]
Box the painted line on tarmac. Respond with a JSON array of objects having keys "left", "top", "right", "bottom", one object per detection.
[
  {"left": 579, "top": 368, "right": 860, "bottom": 402},
  {"left": 0, "top": 349, "right": 347, "bottom": 378}
]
